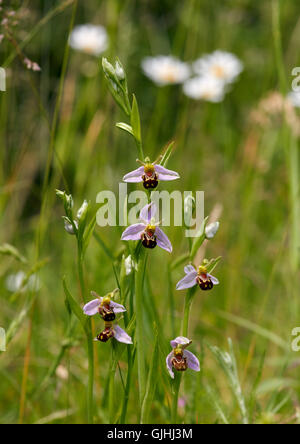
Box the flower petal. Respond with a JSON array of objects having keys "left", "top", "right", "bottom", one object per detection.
[
  {"left": 140, "top": 202, "right": 156, "bottom": 224},
  {"left": 184, "top": 264, "right": 196, "bottom": 274},
  {"left": 176, "top": 270, "right": 198, "bottom": 290},
  {"left": 110, "top": 301, "right": 126, "bottom": 313},
  {"left": 154, "top": 164, "right": 180, "bottom": 181},
  {"left": 83, "top": 298, "right": 100, "bottom": 316},
  {"left": 166, "top": 351, "right": 174, "bottom": 378},
  {"left": 184, "top": 350, "right": 200, "bottom": 372},
  {"left": 113, "top": 325, "right": 133, "bottom": 344},
  {"left": 121, "top": 223, "right": 146, "bottom": 241},
  {"left": 123, "top": 166, "right": 144, "bottom": 183},
  {"left": 208, "top": 274, "right": 219, "bottom": 285},
  {"left": 170, "top": 336, "right": 191, "bottom": 348},
  {"left": 155, "top": 227, "right": 172, "bottom": 253}
]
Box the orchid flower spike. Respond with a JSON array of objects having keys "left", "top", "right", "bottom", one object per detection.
[
  {"left": 166, "top": 336, "right": 200, "bottom": 378},
  {"left": 121, "top": 203, "right": 172, "bottom": 253},
  {"left": 95, "top": 324, "right": 133, "bottom": 344},
  {"left": 123, "top": 157, "right": 180, "bottom": 190},
  {"left": 176, "top": 261, "right": 219, "bottom": 291},
  {"left": 83, "top": 289, "right": 126, "bottom": 321}
]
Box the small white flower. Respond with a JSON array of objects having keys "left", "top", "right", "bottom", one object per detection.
[
  {"left": 69, "top": 24, "right": 108, "bottom": 56},
  {"left": 287, "top": 91, "right": 300, "bottom": 108},
  {"left": 183, "top": 76, "right": 225, "bottom": 102},
  {"left": 6, "top": 271, "right": 41, "bottom": 293},
  {"left": 205, "top": 221, "right": 219, "bottom": 239},
  {"left": 193, "top": 50, "right": 243, "bottom": 84},
  {"left": 141, "top": 55, "right": 190, "bottom": 86}
]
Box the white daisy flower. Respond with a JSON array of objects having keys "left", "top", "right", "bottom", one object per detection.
[
  {"left": 141, "top": 55, "right": 190, "bottom": 86},
  {"left": 183, "top": 76, "right": 225, "bottom": 102},
  {"left": 6, "top": 271, "right": 41, "bottom": 293},
  {"left": 193, "top": 50, "right": 243, "bottom": 84},
  {"left": 287, "top": 91, "right": 300, "bottom": 108},
  {"left": 69, "top": 24, "right": 108, "bottom": 56}
]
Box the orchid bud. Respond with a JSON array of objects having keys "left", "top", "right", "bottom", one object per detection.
[
  {"left": 56, "top": 189, "right": 73, "bottom": 212},
  {"left": 63, "top": 217, "right": 78, "bottom": 235},
  {"left": 102, "top": 57, "right": 117, "bottom": 82},
  {"left": 115, "top": 61, "right": 125, "bottom": 81},
  {"left": 205, "top": 221, "right": 219, "bottom": 239},
  {"left": 76, "top": 199, "right": 89, "bottom": 221}
]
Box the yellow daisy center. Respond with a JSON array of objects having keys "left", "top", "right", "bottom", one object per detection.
[
  {"left": 160, "top": 67, "right": 178, "bottom": 83},
  {"left": 212, "top": 65, "right": 225, "bottom": 78}
]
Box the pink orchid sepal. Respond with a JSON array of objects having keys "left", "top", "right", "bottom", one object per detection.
[{"left": 121, "top": 202, "right": 172, "bottom": 253}]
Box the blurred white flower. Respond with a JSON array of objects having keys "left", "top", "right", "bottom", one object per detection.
[
  {"left": 205, "top": 221, "right": 219, "bottom": 239},
  {"left": 56, "top": 365, "right": 69, "bottom": 381},
  {"left": 183, "top": 76, "right": 225, "bottom": 102},
  {"left": 141, "top": 56, "right": 190, "bottom": 86},
  {"left": 193, "top": 50, "right": 243, "bottom": 84},
  {"left": 287, "top": 91, "right": 300, "bottom": 108},
  {"left": 6, "top": 271, "right": 41, "bottom": 293},
  {"left": 69, "top": 24, "right": 108, "bottom": 56}
]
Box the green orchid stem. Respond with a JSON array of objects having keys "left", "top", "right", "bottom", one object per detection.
[
  {"left": 171, "top": 373, "right": 182, "bottom": 423},
  {"left": 182, "top": 287, "right": 197, "bottom": 337},
  {"left": 120, "top": 348, "right": 135, "bottom": 424},
  {"left": 135, "top": 139, "right": 145, "bottom": 163},
  {"left": 77, "top": 246, "right": 94, "bottom": 424},
  {"left": 86, "top": 329, "right": 95, "bottom": 424},
  {"left": 135, "top": 248, "right": 147, "bottom": 411}
]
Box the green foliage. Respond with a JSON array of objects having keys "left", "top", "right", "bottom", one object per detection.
[{"left": 0, "top": 0, "right": 299, "bottom": 426}]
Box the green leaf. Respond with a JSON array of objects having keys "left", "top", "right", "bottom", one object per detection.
[
  {"left": 190, "top": 216, "right": 209, "bottom": 260},
  {"left": 131, "top": 95, "right": 141, "bottom": 144},
  {"left": 214, "top": 310, "right": 288, "bottom": 349},
  {"left": 170, "top": 253, "right": 190, "bottom": 271},
  {"left": 140, "top": 328, "right": 159, "bottom": 423},
  {"left": 206, "top": 256, "right": 222, "bottom": 273},
  {"left": 116, "top": 122, "right": 134, "bottom": 136},
  {"left": 0, "top": 243, "right": 27, "bottom": 264},
  {"left": 62, "top": 277, "right": 90, "bottom": 336},
  {"left": 205, "top": 383, "right": 229, "bottom": 424},
  {"left": 160, "top": 141, "right": 175, "bottom": 167},
  {"left": 207, "top": 338, "right": 249, "bottom": 424}
]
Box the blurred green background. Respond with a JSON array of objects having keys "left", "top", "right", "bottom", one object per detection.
[{"left": 1, "top": 0, "right": 300, "bottom": 424}]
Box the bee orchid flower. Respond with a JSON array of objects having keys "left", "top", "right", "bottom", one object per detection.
[
  {"left": 95, "top": 324, "right": 133, "bottom": 344},
  {"left": 123, "top": 157, "right": 180, "bottom": 190},
  {"left": 176, "top": 263, "right": 219, "bottom": 291},
  {"left": 166, "top": 336, "right": 200, "bottom": 378},
  {"left": 121, "top": 203, "right": 172, "bottom": 252},
  {"left": 83, "top": 290, "right": 132, "bottom": 344},
  {"left": 83, "top": 290, "right": 126, "bottom": 321}
]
